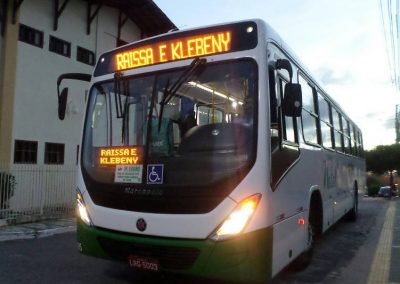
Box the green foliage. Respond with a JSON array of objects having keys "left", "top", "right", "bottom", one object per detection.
[
  {"left": 366, "top": 144, "right": 400, "bottom": 174},
  {"left": 366, "top": 175, "right": 384, "bottom": 196}
]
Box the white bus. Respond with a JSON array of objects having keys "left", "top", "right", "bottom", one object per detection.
[{"left": 58, "top": 19, "right": 365, "bottom": 283}]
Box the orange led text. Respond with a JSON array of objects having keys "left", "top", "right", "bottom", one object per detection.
[
  {"left": 99, "top": 147, "right": 140, "bottom": 165},
  {"left": 115, "top": 31, "right": 232, "bottom": 71}
]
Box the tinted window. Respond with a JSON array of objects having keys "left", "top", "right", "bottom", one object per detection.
[
  {"left": 49, "top": 35, "right": 71, "bottom": 57},
  {"left": 14, "top": 140, "right": 37, "bottom": 164},
  {"left": 299, "top": 75, "right": 318, "bottom": 145},
  {"left": 318, "top": 93, "right": 333, "bottom": 149},
  {"left": 19, "top": 24, "right": 43, "bottom": 48}
]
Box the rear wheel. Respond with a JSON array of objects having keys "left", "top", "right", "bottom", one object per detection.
[{"left": 346, "top": 182, "right": 358, "bottom": 222}]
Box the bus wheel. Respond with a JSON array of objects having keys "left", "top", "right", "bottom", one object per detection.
[
  {"left": 346, "top": 182, "right": 358, "bottom": 222},
  {"left": 290, "top": 212, "right": 315, "bottom": 271}
]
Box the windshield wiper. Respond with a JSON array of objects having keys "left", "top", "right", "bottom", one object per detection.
[
  {"left": 157, "top": 58, "right": 206, "bottom": 131},
  {"left": 143, "top": 58, "right": 206, "bottom": 167},
  {"left": 121, "top": 78, "right": 130, "bottom": 144},
  {"left": 114, "top": 71, "right": 130, "bottom": 144}
]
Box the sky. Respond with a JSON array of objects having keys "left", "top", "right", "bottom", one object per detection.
[{"left": 154, "top": 0, "right": 398, "bottom": 150}]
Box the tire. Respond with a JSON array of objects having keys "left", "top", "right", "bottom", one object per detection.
[
  {"left": 346, "top": 183, "right": 358, "bottom": 222},
  {"left": 290, "top": 213, "right": 315, "bottom": 271}
]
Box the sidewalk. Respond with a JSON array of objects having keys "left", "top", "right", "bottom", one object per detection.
[
  {"left": 0, "top": 218, "right": 76, "bottom": 242},
  {"left": 367, "top": 198, "right": 400, "bottom": 283}
]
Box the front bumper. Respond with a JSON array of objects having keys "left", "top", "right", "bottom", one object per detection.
[{"left": 77, "top": 220, "right": 273, "bottom": 283}]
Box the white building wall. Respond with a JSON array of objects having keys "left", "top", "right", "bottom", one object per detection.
[{"left": 12, "top": 0, "right": 142, "bottom": 166}]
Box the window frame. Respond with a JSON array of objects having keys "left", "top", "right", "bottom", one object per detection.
[
  {"left": 49, "top": 35, "right": 71, "bottom": 57},
  {"left": 317, "top": 92, "right": 334, "bottom": 150},
  {"left": 298, "top": 73, "right": 320, "bottom": 146},
  {"left": 77, "top": 46, "right": 96, "bottom": 66},
  {"left": 278, "top": 76, "right": 299, "bottom": 144},
  {"left": 44, "top": 142, "right": 65, "bottom": 165},
  {"left": 14, "top": 140, "right": 38, "bottom": 164},
  {"left": 332, "top": 108, "right": 344, "bottom": 153},
  {"left": 19, "top": 24, "right": 44, "bottom": 48}
]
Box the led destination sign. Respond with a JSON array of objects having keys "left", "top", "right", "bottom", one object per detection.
[
  {"left": 94, "top": 21, "right": 258, "bottom": 77},
  {"left": 98, "top": 147, "right": 141, "bottom": 165},
  {"left": 115, "top": 31, "right": 231, "bottom": 71}
]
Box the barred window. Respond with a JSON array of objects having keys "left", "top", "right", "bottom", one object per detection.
[
  {"left": 44, "top": 143, "right": 65, "bottom": 164},
  {"left": 14, "top": 140, "right": 38, "bottom": 164},
  {"left": 77, "top": 46, "right": 95, "bottom": 66},
  {"left": 49, "top": 35, "right": 71, "bottom": 57},
  {"left": 19, "top": 24, "right": 43, "bottom": 48}
]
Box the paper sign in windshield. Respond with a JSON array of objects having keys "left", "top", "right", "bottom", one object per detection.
[{"left": 115, "top": 165, "right": 143, "bottom": 183}]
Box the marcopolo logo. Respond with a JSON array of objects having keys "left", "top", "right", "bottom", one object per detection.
[{"left": 136, "top": 218, "right": 147, "bottom": 232}]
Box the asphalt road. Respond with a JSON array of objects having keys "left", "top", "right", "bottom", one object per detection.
[{"left": 0, "top": 196, "right": 390, "bottom": 284}]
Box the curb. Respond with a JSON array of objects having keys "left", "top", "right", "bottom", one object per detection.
[{"left": 0, "top": 219, "right": 76, "bottom": 242}]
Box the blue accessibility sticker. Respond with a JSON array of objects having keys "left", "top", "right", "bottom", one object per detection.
[{"left": 147, "top": 164, "right": 164, "bottom": 184}]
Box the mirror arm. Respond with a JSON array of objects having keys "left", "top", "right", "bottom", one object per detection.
[{"left": 56, "top": 73, "right": 91, "bottom": 120}]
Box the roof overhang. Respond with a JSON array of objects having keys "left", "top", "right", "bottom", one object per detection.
[{"left": 93, "top": 0, "right": 176, "bottom": 37}]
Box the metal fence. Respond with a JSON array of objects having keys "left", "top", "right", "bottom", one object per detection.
[{"left": 0, "top": 164, "right": 76, "bottom": 225}]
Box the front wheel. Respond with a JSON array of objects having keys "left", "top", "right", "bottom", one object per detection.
[{"left": 290, "top": 213, "right": 315, "bottom": 271}]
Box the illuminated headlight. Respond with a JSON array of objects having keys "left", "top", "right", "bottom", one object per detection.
[
  {"left": 76, "top": 189, "right": 93, "bottom": 226},
  {"left": 210, "top": 194, "right": 261, "bottom": 241}
]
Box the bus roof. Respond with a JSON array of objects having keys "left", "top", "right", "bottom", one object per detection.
[{"left": 93, "top": 18, "right": 361, "bottom": 131}]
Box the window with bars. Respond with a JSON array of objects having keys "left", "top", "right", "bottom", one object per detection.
[
  {"left": 49, "top": 35, "right": 71, "bottom": 57},
  {"left": 77, "top": 46, "right": 96, "bottom": 66},
  {"left": 19, "top": 24, "right": 44, "bottom": 48},
  {"left": 14, "top": 140, "right": 38, "bottom": 164},
  {"left": 44, "top": 142, "right": 65, "bottom": 164}
]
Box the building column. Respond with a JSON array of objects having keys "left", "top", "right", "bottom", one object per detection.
[{"left": 0, "top": 3, "right": 19, "bottom": 166}]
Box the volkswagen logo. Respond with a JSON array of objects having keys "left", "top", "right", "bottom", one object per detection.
[{"left": 136, "top": 218, "right": 147, "bottom": 232}]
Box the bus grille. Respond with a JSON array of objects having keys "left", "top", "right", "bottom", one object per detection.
[{"left": 98, "top": 237, "right": 200, "bottom": 270}]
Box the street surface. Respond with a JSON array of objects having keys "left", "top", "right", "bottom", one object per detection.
[{"left": 0, "top": 196, "right": 392, "bottom": 283}]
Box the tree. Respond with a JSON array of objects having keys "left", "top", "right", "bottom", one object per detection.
[
  {"left": 366, "top": 144, "right": 400, "bottom": 174},
  {"left": 366, "top": 144, "right": 400, "bottom": 194}
]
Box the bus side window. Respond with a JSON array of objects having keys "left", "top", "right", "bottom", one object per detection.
[
  {"left": 268, "top": 68, "right": 279, "bottom": 149},
  {"left": 278, "top": 77, "right": 297, "bottom": 144},
  {"left": 343, "top": 119, "right": 351, "bottom": 154},
  {"left": 318, "top": 93, "right": 334, "bottom": 149},
  {"left": 299, "top": 75, "right": 319, "bottom": 145},
  {"left": 332, "top": 108, "right": 344, "bottom": 152},
  {"left": 269, "top": 68, "right": 278, "bottom": 124}
]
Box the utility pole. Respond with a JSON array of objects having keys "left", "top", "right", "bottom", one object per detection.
[{"left": 397, "top": 104, "right": 400, "bottom": 143}]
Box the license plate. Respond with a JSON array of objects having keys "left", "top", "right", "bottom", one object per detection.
[{"left": 128, "top": 255, "right": 160, "bottom": 272}]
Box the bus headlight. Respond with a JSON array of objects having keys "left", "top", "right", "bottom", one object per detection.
[
  {"left": 210, "top": 194, "right": 261, "bottom": 241},
  {"left": 76, "top": 189, "right": 93, "bottom": 226}
]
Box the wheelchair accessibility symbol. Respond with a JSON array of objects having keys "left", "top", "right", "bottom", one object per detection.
[{"left": 147, "top": 164, "right": 164, "bottom": 184}]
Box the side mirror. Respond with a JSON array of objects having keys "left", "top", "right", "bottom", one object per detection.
[
  {"left": 282, "top": 83, "right": 302, "bottom": 117},
  {"left": 58, "top": 88, "right": 68, "bottom": 120}
]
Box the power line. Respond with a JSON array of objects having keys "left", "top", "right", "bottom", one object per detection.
[{"left": 381, "top": 0, "right": 400, "bottom": 90}]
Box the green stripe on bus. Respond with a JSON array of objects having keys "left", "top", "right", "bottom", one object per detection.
[{"left": 77, "top": 220, "right": 273, "bottom": 283}]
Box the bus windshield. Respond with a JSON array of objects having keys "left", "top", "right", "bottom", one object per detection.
[{"left": 82, "top": 59, "right": 257, "bottom": 189}]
